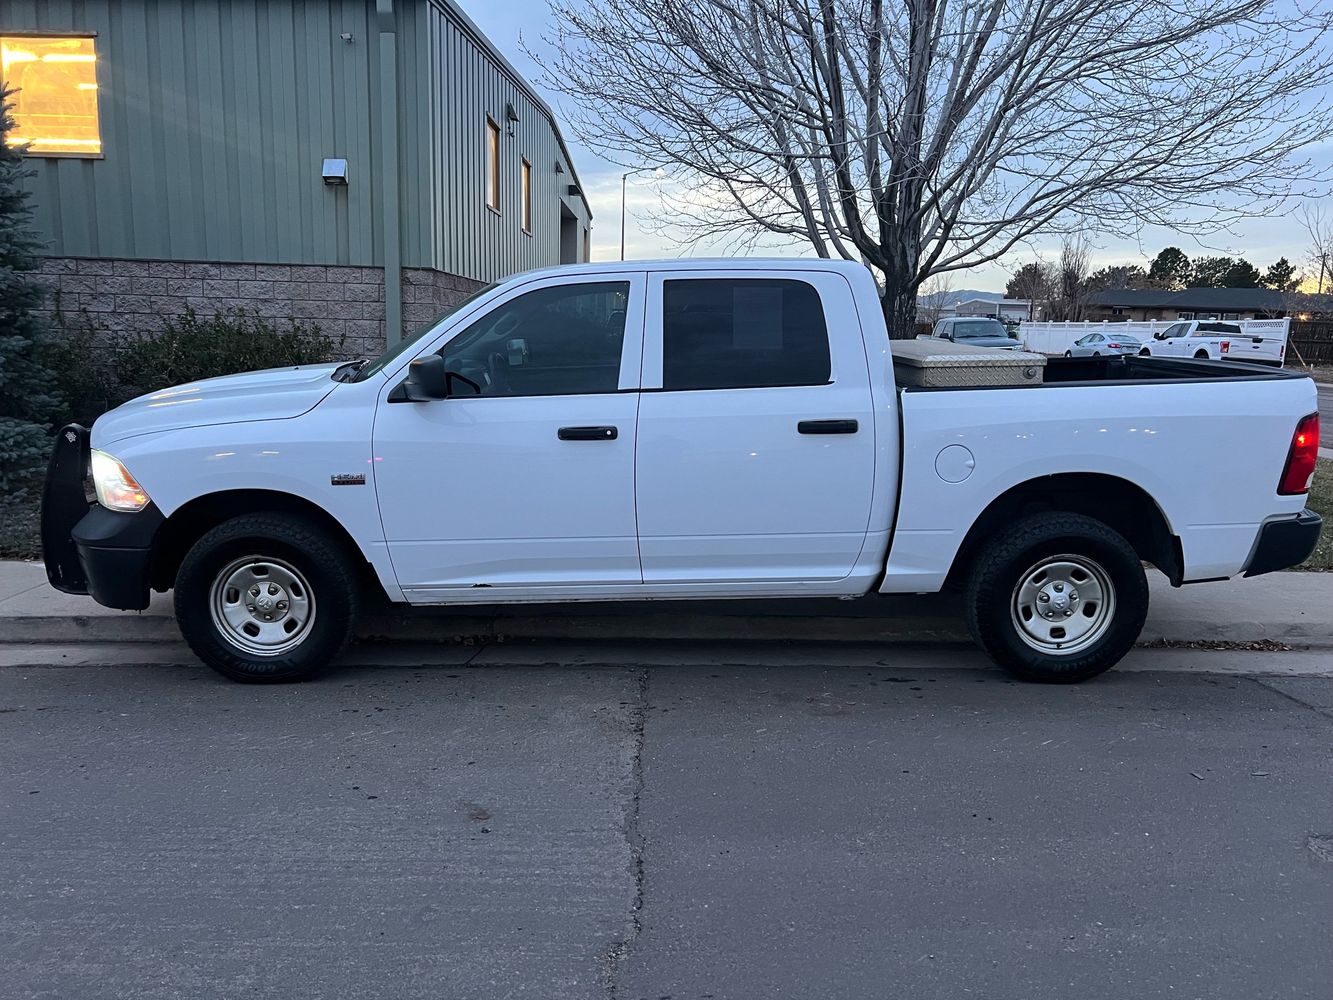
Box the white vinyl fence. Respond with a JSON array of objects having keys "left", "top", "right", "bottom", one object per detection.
[{"left": 1018, "top": 318, "right": 1290, "bottom": 355}]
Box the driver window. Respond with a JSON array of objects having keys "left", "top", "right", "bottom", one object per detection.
[{"left": 441, "top": 281, "right": 629, "bottom": 397}]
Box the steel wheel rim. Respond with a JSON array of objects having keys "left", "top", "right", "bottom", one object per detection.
[
  {"left": 209, "top": 555, "right": 316, "bottom": 657},
  {"left": 1010, "top": 553, "right": 1115, "bottom": 656}
]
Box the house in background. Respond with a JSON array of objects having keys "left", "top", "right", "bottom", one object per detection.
[
  {"left": 2, "top": 0, "right": 593, "bottom": 354},
  {"left": 951, "top": 297, "right": 1037, "bottom": 323},
  {"left": 1087, "top": 287, "right": 1286, "bottom": 322}
]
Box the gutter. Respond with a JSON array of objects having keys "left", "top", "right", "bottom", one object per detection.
[{"left": 376, "top": 0, "right": 403, "bottom": 346}]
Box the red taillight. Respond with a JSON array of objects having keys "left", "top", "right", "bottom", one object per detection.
[
  {"left": 1278, "top": 413, "right": 1320, "bottom": 495},
  {"left": 1220, "top": 341, "right": 1230, "bottom": 353},
  {"left": 1107, "top": 342, "right": 1121, "bottom": 349}
]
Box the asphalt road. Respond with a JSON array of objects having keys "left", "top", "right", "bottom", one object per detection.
[{"left": 3, "top": 653, "right": 1332, "bottom": 1000}]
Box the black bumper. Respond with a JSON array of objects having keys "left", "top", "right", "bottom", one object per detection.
[
  {"left": 41, "top": 424, "right": 163, "bottom": 611},
  {"left": 1243, "top": 509, "right": 1324, "bottom": 577}
]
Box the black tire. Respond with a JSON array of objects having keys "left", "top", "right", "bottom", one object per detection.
[
  {"left": 174, "top": 513, "right": 358, "bottom": 683},
  {"left": 1194, "top": 350, "right": 1209, "bottom": 359},
  {"left": 964, "top": 513, "right": 1148, "bottom": 683},
  {"left": 1092, "top": 351, "right": 1101, "bottom": 357},
  {"left": 1138, "top": 348, "right": 1151, "bottom": 357},
  {"left": 1063, "top": 350, "right": 1072, "bottom": 357}
]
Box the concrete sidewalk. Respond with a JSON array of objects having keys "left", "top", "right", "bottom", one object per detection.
[{"left": 3, "top": 559, "right": 1330, "bottom": 648}]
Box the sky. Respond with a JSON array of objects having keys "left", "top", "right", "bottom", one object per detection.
[{"left": 464, "top": 0, "right": 1331, "bottom": 293}]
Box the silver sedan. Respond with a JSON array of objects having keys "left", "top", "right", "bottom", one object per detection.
[{"left": 1064, "top": 332, "right": 1143, "bottom": 357}]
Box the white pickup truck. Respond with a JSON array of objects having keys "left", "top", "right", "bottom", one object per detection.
[
  {"left": 42, "top": 259, "right": 1322, "bottom": 685},
  {"left": 1138, "top": 320, "right": 1287, "bottom": 365}
]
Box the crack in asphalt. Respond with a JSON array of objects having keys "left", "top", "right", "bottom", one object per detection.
[
  {"left": 1247, "top": 675, "right": 1333, "bottom": 721},
  {"left": 601, "top": 665, "right": 649, "bottom": 1000}
]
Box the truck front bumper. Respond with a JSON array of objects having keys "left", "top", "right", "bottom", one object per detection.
[
  {"left": 41, "top": 424, "right": 163, "bottom": 611},
  {"left": 1243, "top": 509, "right": 1323, "bottom": 577}
]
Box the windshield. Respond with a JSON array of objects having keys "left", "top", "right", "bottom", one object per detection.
[
  {"left": 353, "top": 282, "right": 497, "bottom": 381},
  {"left": 953, "top": 319, "right": 1010, "bottom": 339}
]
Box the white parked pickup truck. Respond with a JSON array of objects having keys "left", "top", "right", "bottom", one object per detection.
[
  {"left": 1138, "top": 320, "right": 1287, "bottom": 366},
  {"left": 43, "top": 260, "right": 1323, "bottom": 685}
]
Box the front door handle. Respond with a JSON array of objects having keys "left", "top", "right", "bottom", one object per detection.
[
  {"left": 798, "top": 419, "right": 858, "bottom": 435},
  {"left": 558, "top": 425, "right": 618, "bottom": 441}
]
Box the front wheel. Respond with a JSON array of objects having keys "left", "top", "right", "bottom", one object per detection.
[
  {"left": 964, "top": 513, "right": 1148, "bottom": 683},
  {"left": 174, "top": 513, "right": 358, "bottom": 682},
  {"left": 1063, "top": 350, "right": 1072, "bottom": 357},
  {"left": 1138, "top": 348, "right": 1151, "bottom": 357}
]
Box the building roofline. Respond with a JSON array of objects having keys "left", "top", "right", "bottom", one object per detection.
[{"left": 433, "top": 0, "right": 592, "bottom": 220}]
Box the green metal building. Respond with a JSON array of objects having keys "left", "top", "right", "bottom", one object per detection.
[{"left": 2, "top": 0, "right": 593, "bottom": 351}]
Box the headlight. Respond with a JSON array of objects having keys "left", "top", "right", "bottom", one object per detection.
[{"left": 90, "top": 450, "right": 152, "bottom": 512}]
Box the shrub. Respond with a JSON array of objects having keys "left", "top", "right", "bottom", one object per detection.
[{"left": 110, "top": 307, "right": 347, "bottom": 402}]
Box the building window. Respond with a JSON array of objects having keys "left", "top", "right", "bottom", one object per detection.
[
  {"left": 521, "top": 158, "right": 532, "bottom": 234},
  {"left": 485, "top": 117, "right": 500, "bottom": 213},
  {"left": 1, "top": 35, "right": 101, "bottom": 156},
  {"left": 582, "top": 228, "right": 590, "bottom": 263}
]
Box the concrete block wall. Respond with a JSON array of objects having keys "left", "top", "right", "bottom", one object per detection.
[{"left": 37, "top": 257, "right": 485, "bottom": 358}]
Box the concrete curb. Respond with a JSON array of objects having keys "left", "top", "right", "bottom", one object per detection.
[{"left": 4, "top": 608, "right": 1332, "bottom": 649}]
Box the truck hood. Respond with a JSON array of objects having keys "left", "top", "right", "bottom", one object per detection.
[
  {"left": 92, "top": 363, "right": 342, "bottom": 447},
  {"left": 954, "top": 337, "right": 1022, "bottom": 349}
]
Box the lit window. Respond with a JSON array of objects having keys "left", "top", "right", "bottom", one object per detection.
[
  {"left": 521, "top": 158, "right": 532, "bottom": 234},
  {"left": 485, "top": 118, "right": 500, "bottom": 212},
  {"left": 1, "top": 35, "right": 101, "bottom": 156}
]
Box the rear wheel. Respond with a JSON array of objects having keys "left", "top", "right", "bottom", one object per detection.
[
  {"left": 174, "top": 513, "right": 358, "bottom": 683},
  {"left": 1194, "top": 349, "right": 1210, "bottom": 359},
  {"left": 964, "top": 513, "right": 1148, "bottom": 683},
  {"left": 1092, "top": 351, "right": 1101, "bottom": 357}
]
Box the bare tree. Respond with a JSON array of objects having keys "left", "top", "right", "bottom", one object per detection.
[
  {"left": 539, "top": 0, "right": 1333, "bottom": 335},
  {"left": 917, "top": 271, "right": 955, "bottom": 329},
  {"left": 1299, "top": 205, "right": 1333, "bottom": 294},
  {"left": 1043, "top": 238, "right": 1092, "bottom": 321}
]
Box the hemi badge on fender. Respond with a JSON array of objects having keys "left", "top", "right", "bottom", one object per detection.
[{"left": 331, "top": 473, "right": 366, "bottom": 486}]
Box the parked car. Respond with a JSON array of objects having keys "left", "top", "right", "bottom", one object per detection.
[
  {"left": 1064, "top": 332, "right": 1142, "bottom": 357},
  {"left": 920, "top": 316, "right": 1023, "bottom": 350},
  {"left": 1138, "top": 320, "right": 1285, "bottom": 365},
  {"left": 43, "top": 259, "right": 1322, "bottom": 686}
]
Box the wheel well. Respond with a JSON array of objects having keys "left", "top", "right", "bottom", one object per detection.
[
  {"left": 946, "top": 474, "right": 1182, "bottom": 588},
  {"left": 149, "top": 490, "right": 387, "bottom": 600}
]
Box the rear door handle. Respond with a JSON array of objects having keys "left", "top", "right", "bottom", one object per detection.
[
  {"left": 798, "top": 419, "right": 858, "bottom": 435},
  {"left": 558, "top": 425, "right": 618, "bottom": 441}
]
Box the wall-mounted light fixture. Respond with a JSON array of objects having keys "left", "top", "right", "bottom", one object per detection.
[
  {"left": 505, "top": 102, "right": 519, "bottom": 136},
  {"left": 322, "top": 158, "right": 349, "bottom": 186},
  {"left": 339, "top": 32, "right": 354, "bottom": 43}
]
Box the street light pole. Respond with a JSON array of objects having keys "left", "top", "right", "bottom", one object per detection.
[
  {"left": 619, "top": 167, "right": 662, "bottom": 261},
  {"left": 620, "top": 171, "right": 629, "bottom": 261}
]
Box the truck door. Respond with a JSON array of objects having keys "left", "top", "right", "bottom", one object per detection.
[
  {"left": 634, "top": 270, "right": 876, "bottom": 584},
  {"left": 372, "top": 273, "right": 646, "bottom": 598}
]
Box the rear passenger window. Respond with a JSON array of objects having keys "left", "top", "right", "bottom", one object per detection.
[{"left": 662, "top": 279, "right": 831, "bottom": 391}]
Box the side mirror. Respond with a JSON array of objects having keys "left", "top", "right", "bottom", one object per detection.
[
  {"left": 403, "top": 355, "right": 449, "bottom": 401},
  {"left": 1154, "top": 332, "right": 1167, "bottom": 340}
]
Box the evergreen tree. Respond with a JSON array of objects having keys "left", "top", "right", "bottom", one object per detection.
[
  {"left": 1148, "top": 247, "right": 1192, "bottom": 289},
  {"left": 1261, "top": 257, "right": 1300, "bottom": 292},
  {"left": 0, "top": 86, "right": 59, "bottom": 494},
  {"left": 1190, "top": 255, "right": 1235, "bottom": 287}
]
